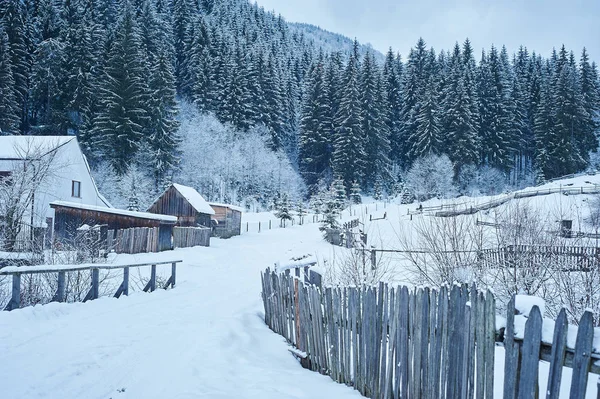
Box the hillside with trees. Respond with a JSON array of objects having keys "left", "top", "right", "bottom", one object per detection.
[{"left": 0, "top": 0, "right": 598, "bottom": 209}]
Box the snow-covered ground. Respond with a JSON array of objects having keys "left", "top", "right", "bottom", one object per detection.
[
  {"left": 0, "top": 221, "right": 361, "bottom": 399},
  {"left": 3, "top": 175, "right": 600, "bottom": 398}
]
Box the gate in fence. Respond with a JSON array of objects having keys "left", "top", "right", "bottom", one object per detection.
[{"left": 261, "top": 269, "right": 496, "bottom": 399}]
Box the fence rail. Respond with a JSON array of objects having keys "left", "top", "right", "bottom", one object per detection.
[
  {"left": 1, "top": 260, "right": 182, "bottom": 311},
  {"left": 261, "top": 268, "right": 600, "bottom": 398},
  {"left": 261, "top": 268, "right": 496, "bottom": 398}
]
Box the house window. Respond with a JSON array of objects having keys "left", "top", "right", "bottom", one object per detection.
[{"left": 72, "top": 180, "right": 81, "bottom": 198}]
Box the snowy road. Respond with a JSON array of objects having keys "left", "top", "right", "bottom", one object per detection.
[{"left": 0, "top": 224, "right": 359, "bottom": 399}]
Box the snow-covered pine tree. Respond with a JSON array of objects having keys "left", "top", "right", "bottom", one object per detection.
[
  {"left": 0, "top": 0, "right": 32, "bottom": 133},
  {"left": 332, "top": 40, "right": 365, "bottom": 191},
  {"left": 399, "top": 38, "right": 429, "bottom": 167},
  {"left": 443, "top": 41, "right": 480, "bottom": 174},
  {"left": 299, "top": 52, "right": 332, "bottom": 192},
  {"left": 61, "top": 0, "right": 96, "bottom": 140},
  {"left": 578, "top": 48, "right": 599, "bottom": 161},
  {"left": 410, "top": 72, "right": 442, "bottom": 159},
  {"left": 360, "top": 49, "right": 391, "bottom": 190},
  {"left": 383, "top": 48, "right": 403, "bottom": 167},
  {"left": 275, "top": 193, "right": 293, "bottom": 227},
  {"left": 295, "top": 200, "right": 306, "bottom": 225},
  {"left": 91, "top": 1, "right": 149, "bottom": 174},
  {"left": 0, "top": 28, "right": 20, "bottom": 135},
  {"left": 533, "top": 60, "right": 557, "bottom": 179},
  {"left": 146, "top": 45, "right": 181, "bottom": 189},
  {"left": 350, "top": 180, "right": 361, "bottom": 204},
  {"left": 331, "top": 176, "right": 347, "bottom": 212}
]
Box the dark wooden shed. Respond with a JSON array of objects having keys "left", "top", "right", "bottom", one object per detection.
[
  {"left": 50, "top": 201, "right": 177, "bottom": 251},
  {"left": 147, "top": 183, "right": 215, "bottom": 227},
  {"left": 209, "top": 202, "right": 243, "bottom": 238}
]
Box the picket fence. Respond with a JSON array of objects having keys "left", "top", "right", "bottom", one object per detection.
[
  {"left": 173, "top": 226, "right": 210, "bottom": 248},
  {"left": 261, "top": 268, "right": 600, "bottom": 398},
  {"left": 261, "top": 268, "right": 496, "bottom": 399}
]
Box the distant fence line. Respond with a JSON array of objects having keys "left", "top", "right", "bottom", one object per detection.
[
  {"left": 261, "top": 268, "right": 600, "bottom": 398},
  {"left": 406, "top": 184, "right": 600, "bottom": 218}
]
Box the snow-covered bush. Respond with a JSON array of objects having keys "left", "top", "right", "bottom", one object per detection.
[
  {"left": 404, "top": 154, "right": 456, "bottom": 201},
  {"left": 459, "top": 164, "right": 507, "bottom": 196}
]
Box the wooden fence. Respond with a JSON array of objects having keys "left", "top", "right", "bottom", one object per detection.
[
  {"left": 107, "top": 227, "right": 159, "bottom": 254},
  {"left": 503, "top": 297, "right": 598, "bottom": 398},
  {"left": 173, "top": 226, "right": 210, "bottom": 248},
  {"left": 262, "top": 268, "right": 600, "bottom": 398},
  {"left": 1, "top": 260, "right": 182, "bottom": 311},
  {"left": 261, "top": 269, "right": 497, "bottom": 399},
  {"left": 478, "top": 244, "right": 600, "bottom": 271}
]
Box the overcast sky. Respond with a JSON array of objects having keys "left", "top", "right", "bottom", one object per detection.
[{"left": 253, "top": 0, "right": 600, "bottom": 62}]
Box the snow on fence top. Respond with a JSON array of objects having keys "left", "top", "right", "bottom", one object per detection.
[
  {"left": 172, "top": 183, "right": 215, "bottom": 215},
  {"left": 50, "top": 201, "right": 178, "bottom": 223},
  {"left": 0, "top": 259, "right": 183, "bottom": 275}
]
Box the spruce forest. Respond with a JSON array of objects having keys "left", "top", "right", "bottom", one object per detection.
[{"left": 0, "top": 0, "right": 599, "bottom": 208}]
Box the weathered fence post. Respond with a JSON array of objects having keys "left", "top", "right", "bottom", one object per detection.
[
  {"left": 503, "top": 296, "right": 519, "bottom": 399},
  {"left": 4, "top": 273, "right": 21, "bottom": 310},
  {"left": 54, "top": 271, "right": 66, "bottom": 302},
  {"left": 170, "top": 262, "right": 177, "bottom": 288},
  {"left": 569, "top": 310, "right": 594, "bottom": 399},
  {"left": 517, "top": 305, "right": 543, "bottom": 399},
  {"left": 84, "top": 268, "right": 100, "bottom": 302},
  {"left": 546, "top": 308, "right": 568, "bottom": 399}
]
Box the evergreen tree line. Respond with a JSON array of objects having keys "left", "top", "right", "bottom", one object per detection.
[
  {"left": 300, "top": 38, "right": 600, "bottom": 195},
  {"left": 0, "top": 0, "right": 329, "bottom": 188},
  {"left": 1, "top": 0, "right": 599, "bottom": 199}
]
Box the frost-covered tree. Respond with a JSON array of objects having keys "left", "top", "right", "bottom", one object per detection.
[{"left": 405, "top": 153, "right": 456, "bottom": 201}]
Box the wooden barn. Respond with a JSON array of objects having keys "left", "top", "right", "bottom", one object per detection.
[
  {"left": 209, "top": 202, "right": 243, "bottom": 238},
  {"left": 50, "top": 201, "right": 177, "bottom": 251},
  {"left": 147, "top": 183, "right": 215, "bottom": 228}
]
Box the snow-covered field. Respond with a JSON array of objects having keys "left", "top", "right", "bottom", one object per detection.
[{"left": 3, "top": 175, "right": 600, "bottom": 398}]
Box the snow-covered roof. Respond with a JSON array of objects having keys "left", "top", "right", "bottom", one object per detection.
[
  {"left": 172, "top": 184, "right": 215, "bottom": 215},
  {"left": 0, "top": 136, "right": 75, "bottom": 159},
  {"left": 50, "top": 201, "right": 178, "bottom": 223},
  {"left": 208, "top": 202, "right": 244, "bottom": 213}
]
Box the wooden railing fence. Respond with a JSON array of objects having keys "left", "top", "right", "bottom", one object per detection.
[
  {"left": 107, "top": 227, "right": 159, "bottom": 254},
  {"left": 261, "top": 268, "right": 496, "bottom": 399},
  {"left": 1, "top": 260, "right": 182, "bottom": 311},
  {"left": 173, "top": 226, "right": 210, "bottom": 248}
]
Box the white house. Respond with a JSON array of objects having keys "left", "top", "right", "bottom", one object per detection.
[{"left": 0, "top": 136, "right": 110, "bottom": 244}]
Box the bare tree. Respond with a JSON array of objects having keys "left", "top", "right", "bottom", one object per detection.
[
  {"left": 0, "top": 139, "right": 61, "bottom": 252},
  {"left": 396, "top": 213, "right": 486, "bottom": 287}
]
